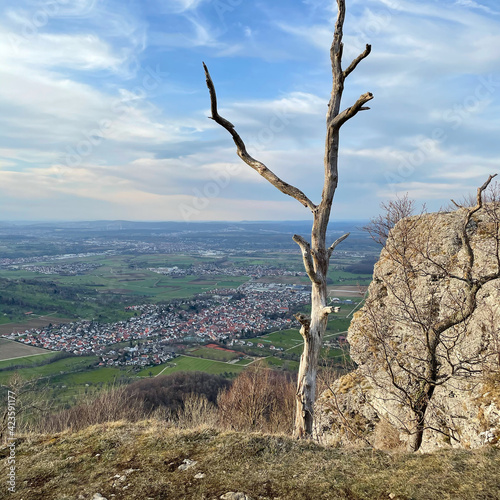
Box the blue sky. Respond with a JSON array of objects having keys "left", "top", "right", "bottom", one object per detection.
[{"left": 1, "top": 0, "right": 500, "bottom": 221}]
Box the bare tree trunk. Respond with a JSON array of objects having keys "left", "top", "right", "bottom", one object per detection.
[
  {"left": 294, "top": 280, "right": 329, "bottom": 437},
  {"left": 203, "top": 0, "right": 373, "bottom": 438},
  {"left": 407, "top": 413, "right": 425, "bottom": 452}
]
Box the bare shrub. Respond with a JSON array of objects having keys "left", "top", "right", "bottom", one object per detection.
[
  {"left": 217, "top": 363, "right": 296, "bottom": 434},
  {"left": 175, "top": 393, "right": 218, "bottom": 429},
  {"left": 125, "top": 371, "right": 230, "bottom": 414},
  {"left": 1, "top": 374, "right": 52, "bottom": 442},
  {"left": 363, "top": 193, "right": 417, "bottom": 246},
  {"left": 33, "top": 385, "right": 149, "bottom": 434}
]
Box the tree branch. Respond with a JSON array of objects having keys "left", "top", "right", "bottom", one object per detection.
[
  {"left": 293, "top": 234, "right": 320, "bottom": 283},
  {"left": 203, "top": 62, "right": 317, "bottom": 212},
  {"left": 343, "top": 44, "right": 372, "bottom": 80},
  {"left": 472, "top": 173, "right": 497, "bottom": 214},
  {"left": 328, "top": 232, "right": 350, "bottom": 257},
  {"left": 331, "top": 0, "right": 346, "bottom": 82},
  {"left": 295, "top": 313, "right": 311, "bottom": 341},
  {"left": 331, "top": 92, "right": 374, "bottom": 130},
  {"left": 461, "top": 174, "right": 497, "bottom": 282}
]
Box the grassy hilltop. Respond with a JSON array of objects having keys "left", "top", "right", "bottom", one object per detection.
[
  {"left": 3, "top": 420, "right": 500, "bottom": 500},
  {"left": 2, "top": 368, "right": 500, "bottom": 499}
]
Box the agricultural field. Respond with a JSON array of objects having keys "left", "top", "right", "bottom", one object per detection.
[
  {"left": 187, "top": 346, "right": 242, "bottom": 362},
  {"left": 263, "top": 356, "right": 300, "bottom": 371},
  {"left": 0, "top": 221, "right": 375, "bottom": 402},
  {"left": 0, "top": 355, "right": 98, "bottom": 385},
  {"left": 233, "top": 296, "right": 354, "bottom": 367},
  {"left": 0, "top": 254, "right": 251, "bottom": 324},
  {"left": 0, "top": 337, "right": 50, "bottom": 361},
  {"left": 137, "top": 355, "right": 246, "bottom": 378},
  {"left": 50, "top": 366, "right": 133, "bottom": 387},
  {"left": 0, "top": 350, "right": 58, "bottom": 370},
  {"left": 0, "top": 315, "right": 75, "bottom": 337}
]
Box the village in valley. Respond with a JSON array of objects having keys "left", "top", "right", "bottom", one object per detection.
[
  {"left": 1, "top": 281, "right": 355, "bottom": 368},
  {"left": 0, "top": 220, "right": 371, "bottom": 400}
]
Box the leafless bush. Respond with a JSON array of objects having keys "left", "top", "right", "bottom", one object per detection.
[
  {"left": 174, "top": 393, "right": 218, "bottom": 429},
  {"left": 1, "top": 374, "right": 52, "bottom": 442},
  {"left": 124, "top": 371, "right": 230, "bottom": 414},
  {"left": 32, "top": 385, "right": 150, "bottom": 434},
  {"left": 363, "top": 193, "right": 417, "bottom": 246},
  {"left": 217, "top": 363, "right": 296, "bottom": 434}
]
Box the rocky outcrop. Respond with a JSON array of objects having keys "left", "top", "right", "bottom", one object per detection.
[{"left": 316, "top": 206, "right": 500, "bottom": 452}]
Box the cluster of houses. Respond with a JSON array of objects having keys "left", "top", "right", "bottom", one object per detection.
[
  {"left": 2, "top": 283, "right": 311, "bottom": 367},
  {"left": 98, "top": 341, "right": 177, "bottom": 367},
  {"left": 21, "top": 262, "right": 102, "bottom": 275},
  {"left": 149, "top": 263, "right": 306, "bottom": 279},
  {"left": 0, "top": 251, "right": 113, "bottom": 269}
]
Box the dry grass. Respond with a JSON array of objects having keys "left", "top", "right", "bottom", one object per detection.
[
  {"left": 2, "top": 420, "right": 500, "bottom": 500},
  {"left": 373, "top": 417, "right": 404, "bottom": 451},
  {"left": 29, "top": 386, "right": 150, "bottom": 435},
  {"left": 4, "top": 370, "right": 499, "bottom": 499},
  {"left": 22, "top": 367, "right": 295, "bottom": 438}
]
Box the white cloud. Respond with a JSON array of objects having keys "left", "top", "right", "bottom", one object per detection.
[
  {"left": 1, "top": 0, "right": 500, "bottom": 221},
  {"left": 455, "top": 0, "right": 499, "bottom": 15},
  {"left": 277, "top": 22, "right": 333, "bottom": 50},
  {"left": 165, "top": 0, "right": 207, "bottom": 14},
  {"left": 1, "top": 30, "right": 125, "bottom": 72}
]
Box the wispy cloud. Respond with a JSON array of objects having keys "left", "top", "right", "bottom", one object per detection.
[
  {"left": 455, "top": 0, "right": 499, "bottom": 15},
  {"left": 1, "top": 0, "right": 500, "bottom": 220}
]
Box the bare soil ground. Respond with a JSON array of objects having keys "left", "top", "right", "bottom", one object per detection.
[
  {"left": 0, "top": 315, "right": 73, "bottom": 337},
  {"left": 0, "top": 338, "right": 49, "bottom": 360}
]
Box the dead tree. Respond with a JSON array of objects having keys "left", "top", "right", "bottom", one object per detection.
[
  {"left": 203, "top": 0, "right": 373, "bottom": 438},
  {"left": 362, "top": 175, "right": 500, "bottom": 451}
]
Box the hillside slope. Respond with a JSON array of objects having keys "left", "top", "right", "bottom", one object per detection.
[{"left": 2, "top": 420, "right": 500, "bottom": 499}]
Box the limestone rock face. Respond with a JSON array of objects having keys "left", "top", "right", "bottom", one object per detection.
[{"left": 316, "top": 206, "right": 500, "bottom": 451}]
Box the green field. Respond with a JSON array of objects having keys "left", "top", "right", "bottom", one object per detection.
[
  {"left": 254, "top": 329, "right": 303, "bottom": 347},
  {"left": 0, "top": 356, "right": 99, "bottom": 385},
  {"left": 0, "top": 248, "right": 371, "bottom": 325},
  {"left": 0, "top": 351, "right": 60, "bottom": 370},
  {"left": 50, "top": 366, "right": 133, "bottom": 386},
  {"left": 45, "top": 366, "right": 139, "bottom": 407},
  {"left": 0, "top": 248, "right": 367, "bottom": 403},
  {"left": 263, "top": 356, "right": 300, "bottom": 371},
  {"left": 137, "top": 355, "right": 246, "bottom": 378},
  {"left": 0, "top": 254, "right": 252, "bottom": 323},
  {"left": 188, "top": 346, "right": 241, "bottom": 362}
]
